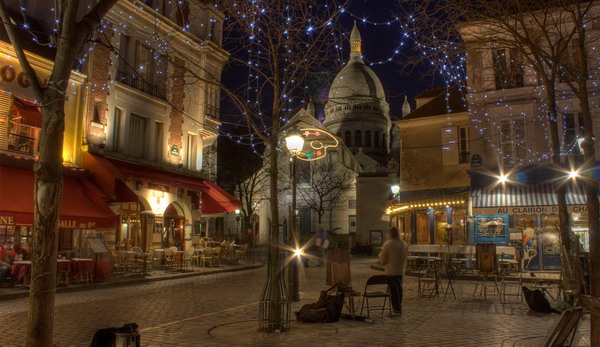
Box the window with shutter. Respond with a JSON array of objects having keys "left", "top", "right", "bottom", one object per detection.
[
  {"left": 129, "top": 114, "right": 148, "bottom": 158},
  {"left": 441, "top": 126, "right": 459, "bottom": 166},
  {"left": 499, "top": 118, "right": 527, "bottom": 167}
]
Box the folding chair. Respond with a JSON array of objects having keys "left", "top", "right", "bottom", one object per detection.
[{"left": 359, "top": 275, "right": 391, "bottom": 318}]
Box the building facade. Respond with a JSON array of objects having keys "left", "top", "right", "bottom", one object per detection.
[
  {"left": 0, "top": 0, "right": 239, "bottom": 257},
  {"left": 387, "top": 86, "right": 471, "bottom": 245}
]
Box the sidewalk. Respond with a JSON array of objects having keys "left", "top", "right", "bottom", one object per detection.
[{"left": 0, "top": 261, "right": 263, "bottom": 301}]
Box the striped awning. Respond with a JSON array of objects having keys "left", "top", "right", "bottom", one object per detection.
[{"left": 470, "top": 183, "right": 589, "bottom": 208}]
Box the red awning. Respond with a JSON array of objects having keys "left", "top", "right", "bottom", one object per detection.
[
  {"left": 0, "top": 165, "right": 117, "bottom": 228},
  {"left": 201, "top": 181, "right": 241, "bottom": 214},
  {"left": 84, "top": 153, "right": 207, "bottom": 195},
  {"left": 13, "top": 98, "right": 42, "bottom": 128}
]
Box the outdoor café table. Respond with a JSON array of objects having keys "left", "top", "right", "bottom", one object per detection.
[
  {"left": 11, "top": 261, "right": 31, "bottom": 284},
  {"left": 71, "top": 258, "right": 94, "bottom": 280}
]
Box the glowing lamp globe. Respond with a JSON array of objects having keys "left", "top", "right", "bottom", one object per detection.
[
  {"left": 285, "top": 129, "right": 305, "bottom": 154},
  {"left": 390, "top": 184, "right": 400, "bottom": 195}
]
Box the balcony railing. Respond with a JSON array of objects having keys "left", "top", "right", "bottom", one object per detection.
[
  {"left": 7, "top": 133, "right": 37, "bottom": 156},
  {"left": 116, "top": 70, "right": 167, "bottom": 100}
]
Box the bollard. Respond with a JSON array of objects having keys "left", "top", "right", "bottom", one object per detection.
[{"left": 114, "top": 330, "right": 140, "bottom": 347}]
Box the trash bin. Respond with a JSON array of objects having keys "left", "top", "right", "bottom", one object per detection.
[
  {"left": 91, "top": 323, "right": 139, "bottom": 347},
  {"left": 115, "top": 330, "right": 140, "bottom": 347}
]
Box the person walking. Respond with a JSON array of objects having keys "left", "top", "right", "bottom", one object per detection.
[{"left": 378, "top": 227, "right": 408, "bottom": 315}]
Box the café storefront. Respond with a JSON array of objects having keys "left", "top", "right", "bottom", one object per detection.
[
  {"left": 470, "top": 183, "right": 589, "bottom": 270},
  {"left": 0, "top": 156, "right": 117, "bottom": 256},
  {"left": 387, "top": 187, "right": 470, "bottom": 245},
  {"left": 83, "top": 153, "right": 241, "bottom": 251}
]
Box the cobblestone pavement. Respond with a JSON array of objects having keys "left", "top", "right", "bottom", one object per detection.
[{"left": 0, "top": 257, "right": 591, "bottom": 346}]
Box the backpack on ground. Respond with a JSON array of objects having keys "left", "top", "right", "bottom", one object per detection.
[
  {"left": 522, "top": 286, "right": 553, "bottom": 314},
  {"left": 295, "top": 283, "right": 346, "bottom": 323}
]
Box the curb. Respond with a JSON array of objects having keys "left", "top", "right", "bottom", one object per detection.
[
  {"left": 0, "top": 263, "right": 264, "bottom": 301},
  {"left": 370, "top": 264, "right": 560, "bottom": 283}
]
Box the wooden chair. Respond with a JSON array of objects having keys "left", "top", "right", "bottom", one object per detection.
[
  {"left": 212, "top": 247, "right": 222, "bottom": 267},
  {"left": 235, "top": 244, "right": 249, "bottom": 260},
  {"left": 201, "top": 248, "right": 214, "bottom": 268},
  {"left": 163, "top": 248, "right": 176, "bottom": 270},
  {"left": 182, "top": 248, "right": 195, "bottom": 270}
]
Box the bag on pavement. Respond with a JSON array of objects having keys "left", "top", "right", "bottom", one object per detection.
[
  {"left": 295, "top": 283, "right": 346, "bottom": 323},
  {"left": 522, "top": 286, "right": 552, "bottom": 314}
]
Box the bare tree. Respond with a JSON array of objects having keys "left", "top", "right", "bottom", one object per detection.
[
  {"left": 402, "top": 0, "right": 599, "bottom": 340},
  {"left": 212, "top": 0, "right": 344, "bottom": 331},
  {"left": 297, "top": 161, "right": 354, "bottom": 226},
  {"left": 0, "top": 1, "right": 117, "bottom": 345}
]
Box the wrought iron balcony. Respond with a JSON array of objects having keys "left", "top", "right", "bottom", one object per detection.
[
  {"left": 7, "top": 133, "right": 37, "bottom": 156},
  {"left": 116, "top": 70, "right": 167, "bottom": 100}
]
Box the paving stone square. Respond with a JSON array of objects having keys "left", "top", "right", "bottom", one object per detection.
[{"left": 0, "top": 257, "right": 591, "bottom": 346}]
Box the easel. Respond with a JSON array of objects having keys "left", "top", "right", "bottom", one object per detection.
[{"left": 87, "top": 237, "right": 109, "bottom": 282}]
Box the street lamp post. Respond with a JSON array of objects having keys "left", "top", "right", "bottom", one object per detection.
[{"left": 285, "top": 129, "right": 305, "bottom": 302}]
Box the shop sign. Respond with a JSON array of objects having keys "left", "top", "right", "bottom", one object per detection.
[
  {"left": 59, "top": 220, "right": 96, "bottom": 229},
  {"left": 0, "top": 56, "right": 49, "bottom": 100},
  {"left": 471, "top": 154, "right": 482, "bottom": 167},
  {"left": 475, "top": 205, "right": 588, "bottom": 216},
  {"left": 1, "top": 215, "right": 97, "bottom": 229},
  {"left": 0, "top": 216, "right": 15, "bottom": 225}
]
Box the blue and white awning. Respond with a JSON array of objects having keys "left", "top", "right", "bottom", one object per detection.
[{"left": 470, "top": 183, "right": 588, "bottom": 208}]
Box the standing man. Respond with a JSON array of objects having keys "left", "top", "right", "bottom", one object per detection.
[
  {"left": 379, "top": 227, "right": 408, "bottom": 315},
  {"left": 0, "top": 243, "right": 15, "bottom": 286}
]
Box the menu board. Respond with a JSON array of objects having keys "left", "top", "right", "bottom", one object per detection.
[
  {"left": 475, "top": 216, "right": 506, "bottom": 238},
  {"left": 87, "top": 237, "right": 109, "bottom": 254}
]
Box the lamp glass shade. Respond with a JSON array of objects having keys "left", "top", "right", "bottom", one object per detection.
[
  {"left": 285, "top": 129, "right": 305, "bottom": 154},
  {"left": 390, "top": 185, "right": 400, "bottom": 195}
]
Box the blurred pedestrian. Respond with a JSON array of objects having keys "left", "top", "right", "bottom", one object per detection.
[
  {"left": 315, "top": 225, "right": 329, "bottom": 266},
  {"left": 379, "top": 227, "right": 408, "bottom": 315}
]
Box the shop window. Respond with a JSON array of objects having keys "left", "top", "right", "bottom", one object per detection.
[
  {"left": 451, "top": 209, "right": 467, "bottom": 245},
  {"left": 416, "top": 212, "right": 430, "bottom": 244},
  {"left": 58, "top": 229, "right": 73, "bottom": 251},
  {"left": 571, "top": 211, "right": 589, "bottom": 251},
  {"left": 401, "top": 216, "right": 412, "bottom": 244},
  {"left": 434, "top": 210, "right": 448, "bottom": 244}
]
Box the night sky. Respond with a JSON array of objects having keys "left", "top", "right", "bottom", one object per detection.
[{"left": 219, "top": 1, "right": 441, "bottom": 136}]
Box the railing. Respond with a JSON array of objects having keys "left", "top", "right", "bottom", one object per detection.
[
  {"left": 116, "top": 70, "right": 167, "bottom": 100},
  {"left": 205, "top": 104, "right": 220, "bottom": 120},
  {"left": 7, "top": 133, "right": 37, "bottom": 156}
]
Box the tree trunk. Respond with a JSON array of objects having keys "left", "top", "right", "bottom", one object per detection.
[
  {"left": 576, "top": 84, "right": 600, "bottom": 346},
  {"left": 543, "top": 79, "right": 572, "bottom": 254},
  {"left": 27, "top": 90, "right": 65, "bottom": 346},
  {"left": 267, "top": 137, "right": 282, "bottom": 330}
]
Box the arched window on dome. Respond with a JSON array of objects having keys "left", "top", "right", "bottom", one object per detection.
[
  {"left": 365, "top": 104, "right": 371, "bottom": 110},
  {"left": 355, "top": 130, "right": 362, "bottom": 147},
  {"left": 374, "top": 131, "right": 380, "bottom": 147},
  {"left": 345, "top": 130, "right": 352, "bottom": 147},
  {"left": 382, "top": 133, "right": 387, "bottom": 148},
  {"left": 365, "top": 131, "right": 371, "bottom": 147},
  {"left": 344, "top": 104, "right": 351, "bottom": 110},
  {"left": 336, "top": 105, "right": 342, "bottom": 112}
]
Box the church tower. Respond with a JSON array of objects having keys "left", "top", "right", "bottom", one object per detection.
[{"left": 323, "top": 23, "right": 391, "bottom": 165}]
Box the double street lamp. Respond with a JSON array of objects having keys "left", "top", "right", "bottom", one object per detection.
[{"left": 285, "top": 128, "right": 305, "bottom": 302}]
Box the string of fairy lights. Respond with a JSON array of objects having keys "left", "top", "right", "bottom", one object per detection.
[{"left": 5, "top": 1, "right": 598, "bottom": 166}]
